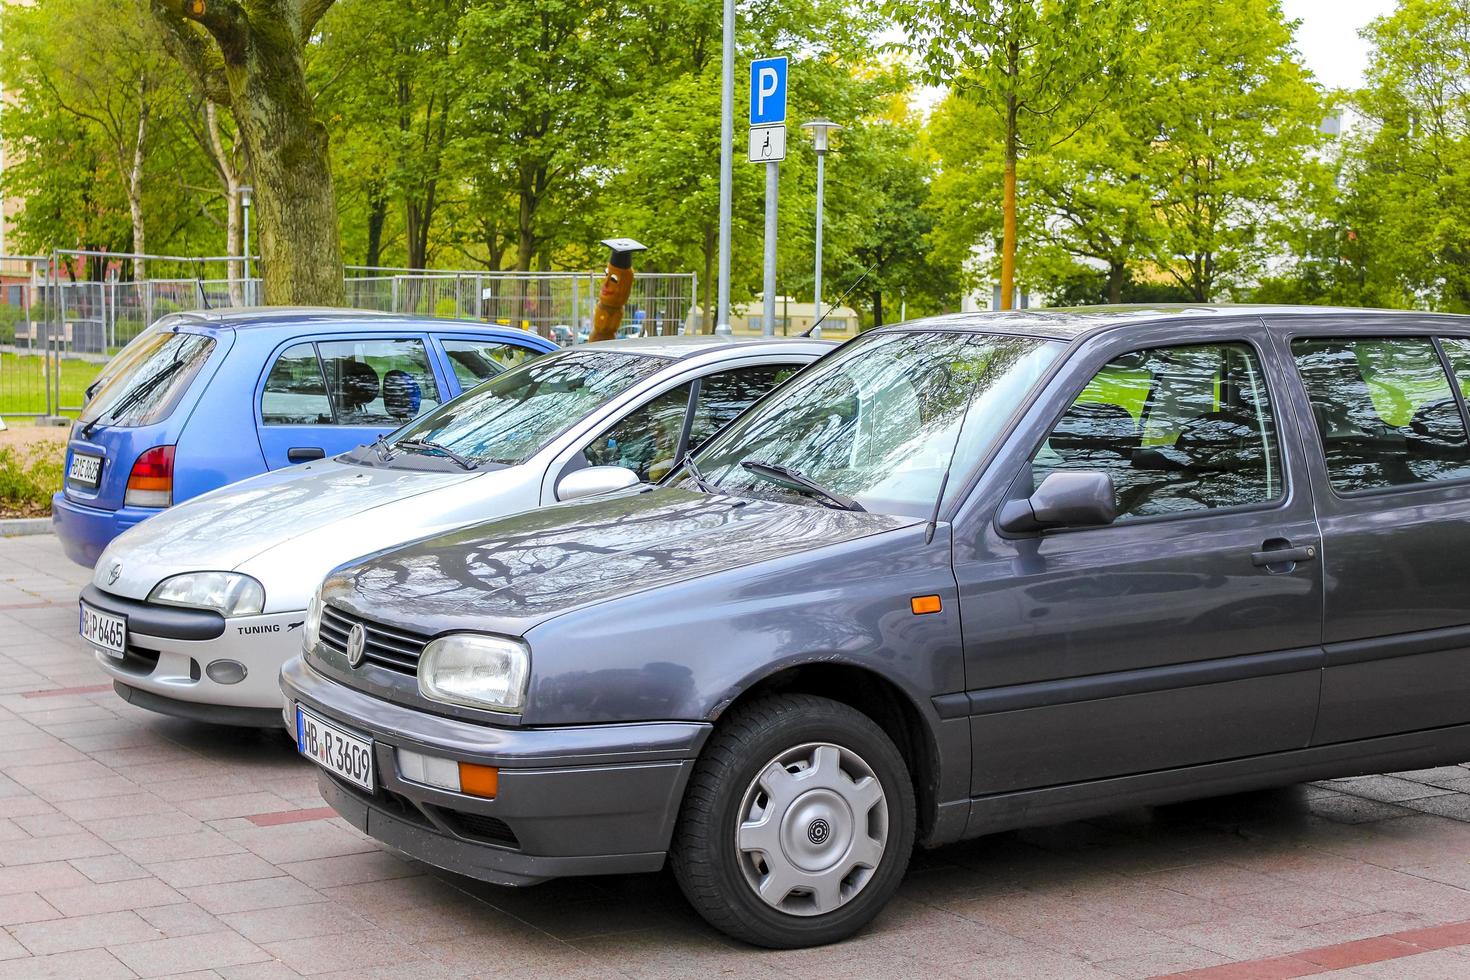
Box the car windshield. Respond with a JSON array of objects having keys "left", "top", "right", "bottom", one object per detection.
[
  {"left": 380, "top": 348, "right": 667, "bottom": 466},
  {"left": 688, "top": 331, "right": 1062, "bottom": 519},
  {"left": 78, "top": 328, "right": 217, "bottom": 428}
]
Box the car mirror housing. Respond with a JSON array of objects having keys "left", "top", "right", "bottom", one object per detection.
[
  {"left": 997, "top": 470, "right": 1118, "bottom": 534},
  {"left": 556, "top": 465, "right": 640, "bottom": 502}
]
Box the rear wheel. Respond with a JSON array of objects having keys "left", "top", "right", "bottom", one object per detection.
[{"left": 670, "top": 693, "right": 915, "bottom": 948}]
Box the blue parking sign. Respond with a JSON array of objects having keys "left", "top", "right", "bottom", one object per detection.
[{"left": 749, "top": 57, "right": 788, "bottom": 127}]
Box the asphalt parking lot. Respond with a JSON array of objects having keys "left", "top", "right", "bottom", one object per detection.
[{"left": 5, "top": 533, "right": 1470, "bottom": 978}]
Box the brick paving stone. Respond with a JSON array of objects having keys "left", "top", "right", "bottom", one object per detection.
[
  {"left": 10, "top": 908, "right": 163, "bottom": 954},
  {"left": 0, "top": 947, "right": 134, "bottom": 979},
  {"left": 108, "top": 930, "right": 274, "bottom": 976},
  {"left": 182, "top": 875, "right": 325, "bottom": 916},
  {"left": 40, "top": 878, "right": 189, "bottom": 916}
]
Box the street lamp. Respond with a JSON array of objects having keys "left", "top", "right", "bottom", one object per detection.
[
  {"left": 801, "top": 120, "right": 841, "bottom": 335},
  {"left": 239, "top": 185, "right": 253, "bottom": 304}
]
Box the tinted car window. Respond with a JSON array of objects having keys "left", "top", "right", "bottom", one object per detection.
[
  {"left": 442, "top": 339, "right": 535, "bottom": 388},
  {"left": 694, "top": 331, "right": 1061, "bottom": 519},
  {"left": 261, "top": 343, "right": 332, "bottom": 425},
  {"left": 1293, "top": 337, "right": 1470, "bottom": 492},
  {"left": 687, "top": 364, "right": 796, "bottom": 450},
  {"left": 318, "top": 339, "right": 441, "bottom": 424},
  {"left": 1032, "top": 343, "right": 1283, "bottom": 520},
  {"left": 77, "top": 330, "right": 216, "bottom": 428},
  {"left": 584, "top": 383, "right": 694, "bottom": 482},
  {"left": 388, "top": 349, "right": 667, "bottom": 466}
]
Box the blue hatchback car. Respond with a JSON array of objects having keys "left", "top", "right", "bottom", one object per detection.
[{"left": 53, "top": 308, "right": 555, "bottom": 567}]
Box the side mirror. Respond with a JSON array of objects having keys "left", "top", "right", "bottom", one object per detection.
[
  {"left": 556, "top": 465, "right": 639, "bottom": 501},
  {"left": 997, "top": 470, "right": 1118, "bottom": 534}
]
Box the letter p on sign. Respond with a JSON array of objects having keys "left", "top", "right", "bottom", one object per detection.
[{"left": 749, "top": 57, "right": 788, "bottom": 127}]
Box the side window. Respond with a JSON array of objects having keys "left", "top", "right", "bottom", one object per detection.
[
  {"left": 583, "top": 383, "right": 694, "bottom": 482},
  {"left": 317, "top": 338, "right": 441, "bottom": 425},
  {"left": 1293, "top": 337, "right": 1470, "bottom": 492},
  {"left": 442, "top": 339, "right": 536, "bottom": 389},
  {"left": 687, "top": 364, "right": 797, "bottom": 450},
  {"left": 1032, "top": 343, "right": 1282, "bottom": 520},
  {"left": 261, "top": 343, "right": 332, "bottom": 425}
]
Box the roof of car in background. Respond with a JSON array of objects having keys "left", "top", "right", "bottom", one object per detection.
[
  {"left": 160, "top": 307, "right": 547, "bottom": 336},
  {"left": 881, "top": 304, "right": 1467, "bottom": 343},
  {"left": 564, "top": 334, "right": 835, "bottom": 360}
]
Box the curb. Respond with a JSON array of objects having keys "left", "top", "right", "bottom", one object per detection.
[{"left": 0, "top": 518, "right": 52, "bottom": 538}]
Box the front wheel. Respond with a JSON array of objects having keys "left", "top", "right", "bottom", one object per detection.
[{"left": 670, "top": 693, "right": 916, "bottom": 948}]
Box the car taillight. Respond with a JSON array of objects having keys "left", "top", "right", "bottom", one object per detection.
[{"left": 125, "top": 446, "right": 175, "bottom": 508}]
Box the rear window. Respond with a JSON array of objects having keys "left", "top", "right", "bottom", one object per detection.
[{"left": 78, "top": 331, "right": 217, "bottom": 428}]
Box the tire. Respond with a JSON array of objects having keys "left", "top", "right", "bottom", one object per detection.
[{"left": 670, "top": 693, "right": 916, "bottom": 948}]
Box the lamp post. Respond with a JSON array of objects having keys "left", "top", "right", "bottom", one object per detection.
[
  {"left": 801, "top": 120, "right": 841, "bottom": 336},
  {"left": 239, "top": 185, "right": 253, "bottom": 304}
]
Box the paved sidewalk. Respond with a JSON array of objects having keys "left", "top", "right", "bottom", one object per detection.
[{"left": 4, "top": 534, "right": 1470, "bottom": 977}]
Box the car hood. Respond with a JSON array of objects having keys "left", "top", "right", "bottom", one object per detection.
[
  {"left": 95, "top": 459, "right": 477, "bottom": 601},
  {"left": 324, "top": 487, "right": 915, "bottom": 637}
]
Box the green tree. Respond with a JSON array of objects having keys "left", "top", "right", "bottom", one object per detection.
[
  {"left": 1342, "top": 0, "right": 1470, "bottom": 310},
  {"left": 1131, "top": 0, "right": 1327, "bottom": 301},
  {"left": 887, "top": 0, "right": 1138, "bottom": 308},
  {"left": 151, "top": 0, "right": 347, "bottom": 304}
]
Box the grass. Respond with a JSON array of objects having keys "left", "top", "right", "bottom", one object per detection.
[
  {"left": 0, "top": 353, "right": 103, "bottom": 418},
  {"left": 0, "top": 441, "right": 64, "bottom": 519}
]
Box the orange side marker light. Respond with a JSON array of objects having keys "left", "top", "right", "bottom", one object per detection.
[
  {"left": 910, "top": 595, "right": 942, "bottom": 615},
  {"left": 458, "top": 763, "right": 499, "bottom": 799}
]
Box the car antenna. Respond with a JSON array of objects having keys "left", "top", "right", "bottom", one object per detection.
[
  {"left": 194, "top": 276, "right": 212, "bottom": 311},
  {"left": 801, "top": 260, "right": 878, "bottom": 337}
]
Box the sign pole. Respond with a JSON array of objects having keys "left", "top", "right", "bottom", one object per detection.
[
  {"left": 748, "top": 56, "right": 789, "bottom": 340},
  {"left": 762, "top": 161, "right": 778, "bottom": 337},
  {"left": 715, "top": 0, "right": 734, "bottom": 334}
]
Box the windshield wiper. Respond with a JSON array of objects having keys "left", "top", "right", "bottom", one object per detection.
[
  {"left": 680, "top": 454, "right": 720, "bottom": 495},
  {"left": 740, "top": 460, "right": 864, "bottom": 512},
  {"left": 82, "top": 359, "right": 186, "bottom": 437},
  {"left": 393, "top": 438, "right": 477, "bottom": 470}
]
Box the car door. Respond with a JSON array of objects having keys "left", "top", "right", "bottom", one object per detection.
[
  {"left": 1282, "top": 319, "right": 1470, "bottom": 744},
  {"left": 256, "top": 335, "right": 445, "bottom": 468},
  {"left": 949, "top": 320, "right": 1325, "bottom": 797}
]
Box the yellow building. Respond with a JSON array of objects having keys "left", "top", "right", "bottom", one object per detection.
[{"left": 696, "top": 297, "right": 862, "bottom": 340}]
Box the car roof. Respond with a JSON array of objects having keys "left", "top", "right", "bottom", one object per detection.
[
  {"left": 166, "top": 307, "right": 539, "bottom": 335},
  {"left": 579, "top": 334, "right": 835, "bottom": 359},
  {"left": 879, "top": 305, "right": 1470, "bottom": 343}
]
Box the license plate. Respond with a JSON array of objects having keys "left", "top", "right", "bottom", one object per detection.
[
  {"left": 67, "top": 453, "right": 102, "bottom": 489},
  {"left": 296, "top": 706, "right": 374, "bottom": 791},
  {"left": 79, "top": 602, "right": 126, "bottom": 658}
]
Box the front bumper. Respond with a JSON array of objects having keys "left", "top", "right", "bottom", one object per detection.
[
  {"left": 51, "top": 494, "right": 158, "bottom": 568},
  {"left": 281, "top": 655, "right": 711, "bottom": 886},
  {"left": 82, "top": 585, "right": 303, "bottom": 720}
]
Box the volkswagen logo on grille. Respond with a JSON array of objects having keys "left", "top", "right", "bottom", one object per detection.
[
  {"left": 345, "top": 623, "right": 366, "bottom": 667},
  {"left": 807, "top": 818, "right": 831, "bottom": 846}
]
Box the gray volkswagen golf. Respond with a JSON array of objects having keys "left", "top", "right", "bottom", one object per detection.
[{"left": 282, "top": 306, "right": 1470, "bottom": 947}]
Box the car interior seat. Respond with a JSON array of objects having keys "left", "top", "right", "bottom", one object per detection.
[
  {"left": 382, "top": 369, "right": 423, "bottom": 420},
  {"left": 337, "top": 360, "right": 381, "bottom": 416}
]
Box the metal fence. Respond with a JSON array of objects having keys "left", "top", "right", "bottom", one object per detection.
[{"left": 0, "top": 251, "right": 698, "bottom": 419}]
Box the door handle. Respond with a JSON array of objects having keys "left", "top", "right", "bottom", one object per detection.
[
  {"left": 1251, "top": 543, "right": 1316, "bottom": 567},
  {"left": 287, "top": 447, "right": 325, "bottom": 463}
]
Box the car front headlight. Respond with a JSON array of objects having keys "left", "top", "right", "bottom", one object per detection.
[
  {"left": 418, "top": 634, "right": 529, "bottom": 713},
  {"left": 303, "top": 590, "right": 323, "bottom": 653},
  {"left": 148, "top": 572, "right": 265, "bottom": 618}
]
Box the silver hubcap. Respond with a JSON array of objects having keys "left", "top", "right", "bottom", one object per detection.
[{"left": 735, "top": 742, "right": 887, "bottom": 916}]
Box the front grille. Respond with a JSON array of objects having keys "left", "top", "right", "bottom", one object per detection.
[{"left": 320, "top": 606, "right": 430, "bottom": 675}]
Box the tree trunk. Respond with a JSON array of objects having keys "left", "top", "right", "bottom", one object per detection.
[
  {"left": 871, "top": 289, "right": 883, "bottom": 329},
  {"left": 1106, "top": 261, "right": 1126, "bottom": 305},
  {"left": 127, "top": 89, "right": 148, "bottom": 281},
  {"left": 203, "top": 103, "right": 244, "bottom": 306},
  {"left": 152, "top": 0, "right": 346, "bottom": 306},
  {"left": 364, "top": 189, "right": 387, "bottom": 268}
]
